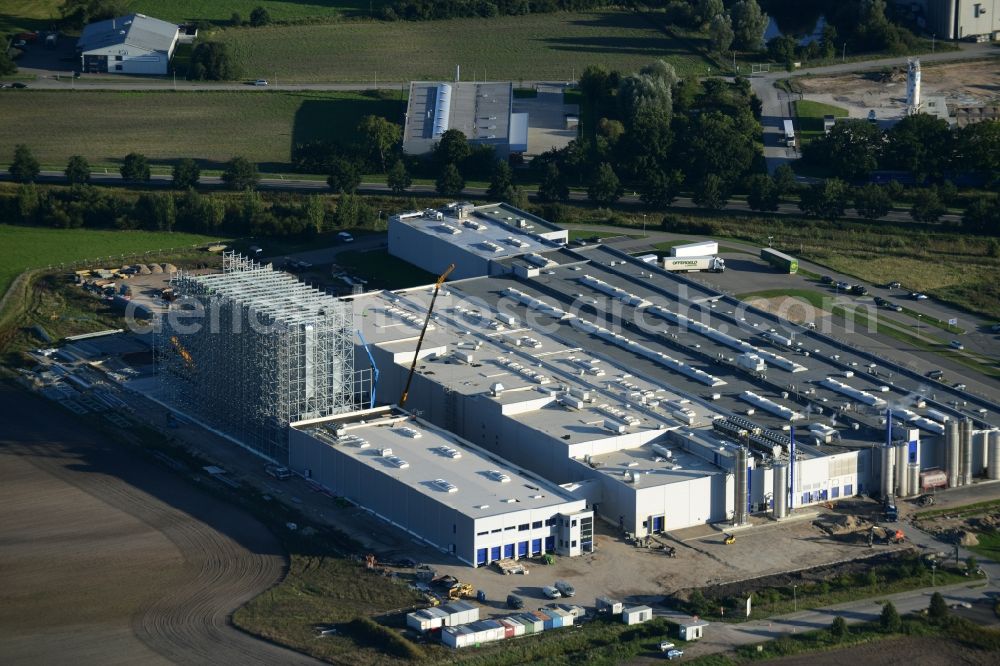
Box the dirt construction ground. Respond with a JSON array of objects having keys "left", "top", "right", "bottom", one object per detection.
[
  {"left": 797, "top": 61, "right": 1000, "bottom": 120},
  {"left": 0, "top": 386, "right": 317, "bottom": 665}
]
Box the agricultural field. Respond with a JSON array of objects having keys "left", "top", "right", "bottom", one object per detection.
[
  {"left": 128, "top": 0, "right": 378, "bottom": 24},
  {"left": 0, "top": 90, "right": 405, "bottom": 168},
  {"left": 0, "top": 224, "right": 224, "bottom": 300},
  {"left": 217, "top": 10, "right": 713, "bottom": 83}
]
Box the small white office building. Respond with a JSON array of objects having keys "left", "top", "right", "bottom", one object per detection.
[{"left": 77, "top": 13, "right": 179, "bottom": 75}]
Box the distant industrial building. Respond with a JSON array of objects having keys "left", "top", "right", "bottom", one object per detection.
[
  {"left": 388, "top": 202, "right": 568, "bottom": 280},
  {"left": 904, "top": 0, "right": 1000, "bottom": 41},
  {"left": 77, "top": 13, "right": 180, "bottom": 75},
  {"left": 290, "top": 408, "right": 594, "bottom": 566},
  {"left": 157, "top": 253, "right": 355, "bottom": 461},
  {"left": 403, "top": 81, "right": 528, "bottom": 158}
]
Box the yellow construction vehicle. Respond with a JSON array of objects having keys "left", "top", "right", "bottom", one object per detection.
[
  {"left": 447, "top": 582, "right": 475, "bottom": 600},
  {"left": 724, "top": 534, "right": 736, "bottom": 545}
]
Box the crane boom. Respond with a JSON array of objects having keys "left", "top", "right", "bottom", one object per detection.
[{"left": 399, "top": 263, "right": 454, "bottom": 407}]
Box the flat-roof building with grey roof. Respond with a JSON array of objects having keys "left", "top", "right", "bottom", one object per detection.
[
  {"left": 77, "top": 13, "right": 179, "bottom": 75},
  {"left": 290, "top": 408, "right": 593, "bottom": 566},
  {"left": 403, "top": 81, "right": 528, "bottom": 157},
  {"left": 388, "top": 201, "right": 568, "bottom": 279}
]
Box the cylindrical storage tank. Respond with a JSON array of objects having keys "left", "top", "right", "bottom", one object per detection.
[
  {"left": 881, "top": 445, "right": 894, "bottom": 500},
  {"left": 734, "top": 447, "right": 749, "bottom": 523},
  {"left": 961, "top": 419, "right": 974, "bottom": 485},
  {"left": 908, "top": 463, "right": 919, "bottom": 497},
  {"left": 946, "top": 420, "right": 960, "bottom": 487},
  {"left": 988, "top": 431, "right": 1000, "bottom": 481},
  {"left": 773, "top": 464, "right": 788, "bottom": 519},
  {"left": 895, "top": 444, "right": 908, "bottom": 497}
]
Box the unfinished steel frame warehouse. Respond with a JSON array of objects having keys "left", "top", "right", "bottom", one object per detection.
[{"left": 157, "top": 253, "right": 354, "bottom": 461}]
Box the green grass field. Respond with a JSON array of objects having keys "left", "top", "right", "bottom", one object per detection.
[
  {"left": 0, "top": 224, "right": 224, "bottom": 300},
  {"left": 218, "top": 10, "right": 713, "bottom": 83},
  {"left": 0, "top": 0, "right": 62, "bottom": 34},
  {"left": 793, "top": 99, "right": 849, "bottom": 141},
  {"left": 0, "top": 90, "right": 404, "bottom": 168}
]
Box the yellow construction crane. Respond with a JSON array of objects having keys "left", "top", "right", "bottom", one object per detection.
[
  {"left": 400, "top": 263, "right": 454, "bottom": 407},
  {"left": 170, "top": 335, "right": 195, "bottom": 370}
]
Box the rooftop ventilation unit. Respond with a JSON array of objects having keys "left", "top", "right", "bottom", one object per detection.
[
  {"left": 437, "top": 446, "right": 462, "bottom": 459},
  {"left": 432, "top": 478, "right": 458, "bottom": 493},
  {"left": 397, "top": 426, "right": 422, "bottom": 439},
  {"left": 386, "top": 456, "right": 410, "bottom": 469},
  {"left": 487, "top": 470, "right": 511, "bottom": 483},
  {"left": 378, "top": 448, "right": 393, "bottom": 457}
]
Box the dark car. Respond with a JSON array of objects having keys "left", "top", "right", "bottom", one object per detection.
[
  {"left": 820, "top": 275, "right": 834, "bottom": 284},
  {"left": 850, "top": 285, "right": 868, "bottom": 296},
  {"left": 507, "top": 594, "right": 525, "bottom": 609},
  {"left": 887, "top": 281, "right": 902, "bottom": 289},
  {"left": 11, "top": 82, "right": 27, "bottom": 89},
  {"left": 873, "top": 296, "right": 886, "bottom": 306}
]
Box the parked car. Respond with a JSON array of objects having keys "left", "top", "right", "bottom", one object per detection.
[
  {"left": 887, "top": 302, "right": 903, "bottom": 312},
  {"left": 835, "top": 281, "right": 850, "bottom": 291},
  {"left": 873, "top": 296, "right": 886, "bottom": 306},
  {"left": 886, "top": 281, "right": 902, "bottom": 289},
  {"left": 926, "top": 369, "right": 945, "bottom": 380},
  {"left": 506, "top": 594, "right": 524, "bottom": 609},
  {"left": 954, "top": 383, "right": 967, "bottom": 391},
  {"left": 13, "top": 39, "right": 27, "bottom": 48},
  {"left": 820, "top": 275, "right": 833, "bottom": 284},
  {"left": 554, "top": 580, "right": 575, "bottom": 597},
  {"left": 542, "top": 585, "right": 562, "bottom": 599},
  {"left": 666, "top": 648, "right": 685, "bottom": 660},
  {"left": 265, "top": 464, "right": 293, "bottom": 480},
  {"left": 659, "top": 640, "right": 676, "bottom": 652},
  {"left": 911, "top": 292, "right": 928, "bottom": 300},
  {"left": 337, "top": 231, "right": 354, "bottom": 243},
  {"left": 849, "top": 284, "right": 868, "bottom": 296}
]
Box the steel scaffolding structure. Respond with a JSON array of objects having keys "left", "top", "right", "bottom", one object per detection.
[{"left": 157, "top": 252, "right": 354, "bottom": 461}]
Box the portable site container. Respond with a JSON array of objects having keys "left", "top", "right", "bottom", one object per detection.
[
  {"left": 534, "top": 609, "right": 555, "bottom": 630},
  {"left": 546, "top": 606, "right": 574, "bottom": 628},
  {"left": 515, "top": 613, "right": 541, "bottom": 634},
  {"left": 597, "top": 596, "right": 623, "bottom": 615},
  {"left": 506, "top": 616, "right": 527, "bottom": 636},
  {"left": 441, "top": 625, "right": 471, "bottom": 648},
  {"left": 498, "top": 618, "right": 517, "bottom": 638},
  {"left": 474, "top": 620, "right": 506, "bottom": 643},
  {"left": 622, "top": 605, "right": 653, "bottom": 625},
  {"left": 406, "top": 606, "right": 449, "bottom": 632},
  {"left": 440, "top": 600, "right": 479, "bottom": 626}
]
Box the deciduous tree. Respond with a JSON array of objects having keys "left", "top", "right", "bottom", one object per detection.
[
  {"left": 172, "top": 158, "right": 200, "bottom": 189},
  {"left": 587, "top": 162, "right": 622, "bottom": 205},
  {"left": 65, "top": 155, "right": 91, "bottom": 185},
  {"left": 435, "top": 163, "right": 465, "bottom": 196},
  {"left": 221, "top": 156, "right": 259, "bottom": 190},
  {"left": 327, "top": 157, "right": 361, "bottom": 194},
  {"left": 386, "top": 160, "right": 411, "bottom": 195},
  {"left": 120, "top": 152, "right": 150, "bottom": 184}
]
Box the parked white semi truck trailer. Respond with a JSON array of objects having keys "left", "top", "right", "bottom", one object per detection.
[{"left": 660, "top": 256, "right": 725, "bottom": 273}]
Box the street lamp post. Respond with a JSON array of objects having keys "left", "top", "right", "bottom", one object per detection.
[
  {"left": 792, "top": 584, "right": 798, "bottom": 612},
  {"left": 931, "top": 560, "right": 937, "bottom": 586},
  {"left": 767, "top": 235, "right": 773, "bottom": 248},
  {"left": 932, "top": 34, "right": 936, "bottom": 53},
  {"left": 642, "top": 213, "right": 647, "bottom": 237}
]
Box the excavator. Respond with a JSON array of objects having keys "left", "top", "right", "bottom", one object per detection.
[
  {"left": 399, "top": 263, "right": 455, "bottom": 408},
  {"left": 724, "top": 534, "right": 736, "bottom": 545}
]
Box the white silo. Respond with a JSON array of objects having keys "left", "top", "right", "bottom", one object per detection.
[{"left": 906, "top": 59, "right": 921, "bottom": 114}]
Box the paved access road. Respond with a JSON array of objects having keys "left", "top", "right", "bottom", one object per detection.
[{"left": 0, "top": 385, "right": 319, "bottom": 665}]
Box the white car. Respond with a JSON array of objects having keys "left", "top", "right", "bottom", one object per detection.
[
  {"left": 337, "top": 231, "right": 354, "bottom": 243},
  {"left": 253, "top": 79, "right": 269, "bottom": 86},
  {"left": 542, "top": 585, "right": 562, "bottom": 599},
  {"left": 659, "top": 641, "right": 676, "bottom": 652}
]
